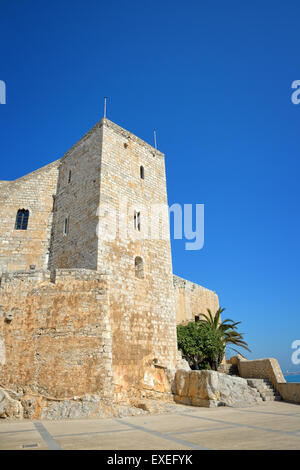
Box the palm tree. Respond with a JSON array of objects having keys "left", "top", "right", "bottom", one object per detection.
[{"left": 199, "top": 308, "right": 251, "bottom": 368}]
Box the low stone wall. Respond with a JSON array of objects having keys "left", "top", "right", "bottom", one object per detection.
[
  {"left": 229, "top": 356, "right": 300, "bottom": 404},
  {"left": 238, "top": 358, "right": 286, "bottom": 390},
  {"left": 276, "top": 383, "right": 300, "bottom": 404}
]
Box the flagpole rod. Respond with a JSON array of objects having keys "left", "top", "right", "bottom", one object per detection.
[{"left": 104, "top": 96, "right": 107, "bottom": 118}]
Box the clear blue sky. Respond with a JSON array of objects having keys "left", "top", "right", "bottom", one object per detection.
[{"left": 1, "top": 0, "right": 299, "bottom": 371}]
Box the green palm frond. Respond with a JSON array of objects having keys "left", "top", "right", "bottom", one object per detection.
[{"left": 198, "top": 306, "right": 250, "bottom": 355}]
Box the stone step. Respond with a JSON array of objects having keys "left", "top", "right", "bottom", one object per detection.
[
  {"left": 262, "top": 395, "right": 282, "bottom": 401},
  {"left": 246, "top": 378, "right": 282, "bottom": 401}
]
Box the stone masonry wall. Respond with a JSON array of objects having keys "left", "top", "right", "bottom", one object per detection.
[
  {"left": 173, "top": 275, "right": 219, "bottom": 324},
  {"left": 98, "top": 119, "right": 178, "bottom": 400},
  {"left": 0, "top": 269, "right": 113, "bottom": 400},
  {"left": 276, "top": 382, "right": 300, "bottom": 404},
  {"left": 0, "top": 161, "right": 59, "bottom": 273},
  {"left": 49, "top": 124, "right": 103, "bottom": 270},
  {"left": 238, "top": 358, "right": 286, "bottom": 389}
]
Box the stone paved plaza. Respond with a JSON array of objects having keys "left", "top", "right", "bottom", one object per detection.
[{"left": 1, "top": 401, "right": 300, "bottom": 450}]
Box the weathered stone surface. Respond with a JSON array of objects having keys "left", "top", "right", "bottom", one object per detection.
[
  {"left": 176, "top": 350, "right": 190, "bottom": 372},
  {"left": 173, "top": 370, "right": 263, "bottom": 407},
  {"left": 277, "top": 382, "right": 300, "bottom": 404},
  {"left": 0, "top": 388, "right": 190, "bottom": 420},
  {"left": 0, "top": 388, "right": 23, "bottom": 419},
  {"left": 40, "top": 395, "right": 108, "bottom": 420},
  {"left": 0, "top": 270, "right": 114, "bottom": 400},
  {"left": 21, "top": 396, "right": 43, "bottom": 419}
]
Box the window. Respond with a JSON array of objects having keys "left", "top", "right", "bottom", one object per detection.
[
  {"left": 140, "top": 166, "right": 144, "bottom": 179},
  {"left": 135, "top": 256, "right": 144, "bottom": 279},
  {"left": 15, "top": 209, "right": 29, "bottom": 230},
  {"left": 68, "top": 170, "right": 72, "bottom": 184},
  {"left": 195, "top": 315, "right": 200, "bottom": 322},
  {"left": 64, "top": 217, "right": 69, "bottom": 235},
  {"left": 134, "top": 211, "right": 141, "bottom": 231}
]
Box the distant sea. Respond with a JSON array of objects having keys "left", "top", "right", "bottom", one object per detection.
[{"left": 284, "top": 374, "right": 300, "bottom": 383}]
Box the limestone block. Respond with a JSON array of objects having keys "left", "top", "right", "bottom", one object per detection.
[
  {"left": 174, "top": 370, "right": 263, "bottom": 407},
  {"left": 0, "top": 388, "right": 23, "bottom": 419},
  {"left": 176, "top": 350, "right": 190, "bottom": 371},
  {"left": 174, "top": 369, "right": 190, "bottom": 397}
]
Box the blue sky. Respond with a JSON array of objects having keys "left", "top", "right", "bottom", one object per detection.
[{"left": 1, "top": 0, "right": 299, "bottom": 371}]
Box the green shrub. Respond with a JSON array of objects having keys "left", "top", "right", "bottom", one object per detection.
[{"left": 177, "top": 321, "right": 224, "bottom": 370}]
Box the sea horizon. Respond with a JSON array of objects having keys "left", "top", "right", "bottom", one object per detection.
[{"left": 284, "top": 374, "right": 300, "bottom": 383}]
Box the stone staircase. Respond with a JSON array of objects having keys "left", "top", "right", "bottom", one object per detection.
[{"left": 246, "top": 378, "right": 282, "bottom": 401}]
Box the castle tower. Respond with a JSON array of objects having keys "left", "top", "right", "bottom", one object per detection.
[{"left": 50, "top": 118, "right": 178, "bottom": 398}]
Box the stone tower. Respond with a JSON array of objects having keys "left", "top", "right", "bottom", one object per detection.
[{"left": 49, "top": 118, "right": 178, "bottom": 398}]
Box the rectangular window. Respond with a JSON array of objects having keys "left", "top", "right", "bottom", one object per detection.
[
  {"left": 134, "top": 211, "right": 141, "bottom": 231},
  {"left": 64, "top": 217, "right": 69, "bottom": 235}
]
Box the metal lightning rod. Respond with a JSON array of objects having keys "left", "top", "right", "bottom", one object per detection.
[{"left": 104, "top": 96, "right": 107, "bottom": 118}]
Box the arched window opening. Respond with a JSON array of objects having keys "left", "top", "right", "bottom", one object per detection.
[
  {"left": 15, "top": 209, "right": 29, "bottom": 230},
  {"left": 140, "top": 166, "right": 144, "bottom": 179},
  {"left": 135, "top": 256, "right": 144, "bottom": 279}
]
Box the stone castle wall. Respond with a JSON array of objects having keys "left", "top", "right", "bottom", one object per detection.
[
  {"left": 277, "top": 382, "right": 300, "bottom": 404},
  {"left": 173, "top": 275, "right": 219, "bottom": 324},
  {"left": 0, "top": 118, "right": 220, "bottom": 408},
  {"left": 0, "top": 161, "right": 59, "bottom": 273},
  {"left": 0, "top": 269, "right": 113, "bottom": 399},
  {"left": 49, "top": 124, "right": 103, "bottom": 270}
]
